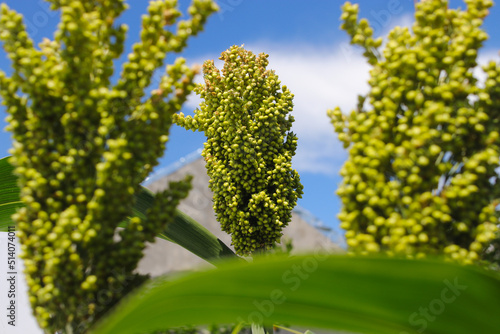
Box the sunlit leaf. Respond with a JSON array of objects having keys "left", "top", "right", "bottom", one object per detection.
[{"left": 90, "top": 254, "right": 500, "bottom": 334}]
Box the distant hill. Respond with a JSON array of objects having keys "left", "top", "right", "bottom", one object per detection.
[{"left": 137, "top": 156, "right": 343, "bottom": 277}]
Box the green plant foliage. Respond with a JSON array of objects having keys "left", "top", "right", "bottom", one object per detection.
[
  {"left": 0, "top": 0, "right": 217, "bottom": 332},
  {"left": 90, "top": 255, "right": 500, "bottom": 334},
  {"left": 0, "top": 156, "right": 22, "bottom": 226},
  {"left": 329, "top": 0, "right": 499, "bottom": 264},
  {"left": 175, "top": 46, "right": 303, "bottom": 255},
  {"left": 123, "top": 189, "right": 238, "bottom": 264},
  {"left": 0, "top": 156, "right": 237, "bottom": 264}
]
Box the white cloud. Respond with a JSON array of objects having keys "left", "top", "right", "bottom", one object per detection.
[
  {"left": 183, "top": 44, "right": 371, "bottom": 176},
  {"left": 182, "top": 13, "right": 500, "bottom": 177},
  {"left": 475, "top": 50, "right": 500, "bottom": 85},
  {"left": 246, "top": 44, "right": 370, "bottom": 176},
  {"left": 241, "top": 15, "right": 418, "bottom": 176}
]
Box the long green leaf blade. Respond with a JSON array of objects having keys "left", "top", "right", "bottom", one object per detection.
[
  {"left": 121, "top": 186, "right": 237, "bottom": 264},
  {"left": 90, "top": 255, "right": 500, "bottom": 334},
  {"left": 0, "top": 156, "right": 236, "bottom": 263},
  {"left": 0, "top": 156, "right": 22, "bottom": 230}
]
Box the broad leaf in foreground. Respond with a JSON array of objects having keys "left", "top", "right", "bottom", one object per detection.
[
  {"left": 0, "top": 156, "right": 236, "bottom": 264},
  {"left": 90, "top": 254, "right": 500, "bottom": 334}
]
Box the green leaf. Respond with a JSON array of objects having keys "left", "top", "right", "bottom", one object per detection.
[
  {"left": 121, "top": 186, "right": 237, "bottom": 264},
  {"left": 90, "top": 255, "right": 500, "bottom": 334},
  {"left": 0, "top": 156, "right": 22, "bottom": 231},
  {"left": 0, "top": 156, "right": 236, "bottom": 264}
]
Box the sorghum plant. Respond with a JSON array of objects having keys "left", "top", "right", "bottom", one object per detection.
[
  {"left": 0, "top": 0, "right": 217, "bottom": 332},
  {"left": 175, "top": 46, "right": 303, "bottom": 255},
  {"left": 329, "top": 0, "right": 499, "bottom": 264}
]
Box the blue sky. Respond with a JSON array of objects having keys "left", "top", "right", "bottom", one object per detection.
[{"left": 1, "top": 0, "right": 499, "bottom": 245}]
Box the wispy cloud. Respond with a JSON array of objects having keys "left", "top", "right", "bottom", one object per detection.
[
  {"left": 181, "top": 12, "right": 418, "bottom": 176},
  {"left": 183, "top": 45, "right": 371, "bottom": 176},
  {"left": 182, "top": 12, "right": 499, "bottom": 177},
  {"left": 246, "top": 44, "right": 370, "bottom": 176}
]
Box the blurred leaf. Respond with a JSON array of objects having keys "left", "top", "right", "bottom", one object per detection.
[
  {"left": 0, "top": 156, "right": 236, "bottom": 264},
  {"left": 251, "top": 324, "right": 265, "bottom": 334},
  {"left": 0, "top": 156, "right": 22, "bottom": 230},
  {"left": 90, "top": 255, "right": 500, "bottom": 334},
  {"left": 273, "top": 325, "right": 309, "bottom": 334}
]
